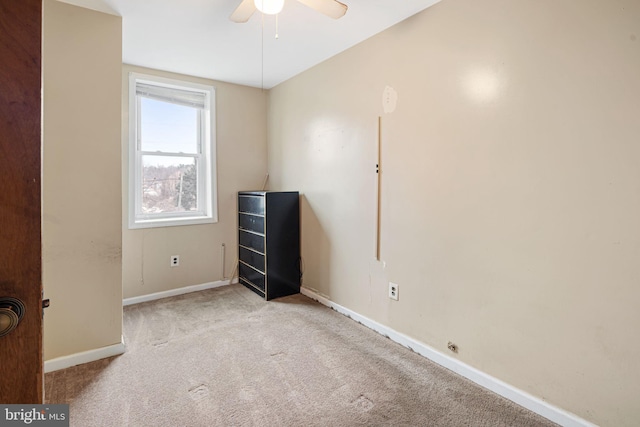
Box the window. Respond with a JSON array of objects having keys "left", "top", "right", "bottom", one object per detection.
[{"left": 128, "top": 73, "right": 217, "bottom": 228}]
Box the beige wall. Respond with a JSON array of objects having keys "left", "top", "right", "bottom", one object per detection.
[
  {"left": 43, "top": 0, "right": 123, "bottom": 360},
  {"left": 268, "top": 0, "right": 640, "bottom": 425},
  {"left": 122, "top": 65, "right": 268, "bottom": 299}
]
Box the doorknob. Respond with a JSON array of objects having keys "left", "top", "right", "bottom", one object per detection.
[{"left": 0, "top": 297, "right": 26, "bottom": 338}]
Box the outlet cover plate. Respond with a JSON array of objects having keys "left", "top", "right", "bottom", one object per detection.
[
  {"left": 389, "top": 282, "right": 399, "bottom": 300},
  {"left": 170, "top": 255, "right": 180, "bottom": 267}
]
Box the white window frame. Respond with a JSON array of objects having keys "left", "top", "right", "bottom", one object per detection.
[{"left": 128, "top": 72, "right": 217, "bottom": 229}]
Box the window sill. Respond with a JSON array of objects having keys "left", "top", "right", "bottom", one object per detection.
[{"left": 128, "top": 215, "right": 216, "bottom": 230}]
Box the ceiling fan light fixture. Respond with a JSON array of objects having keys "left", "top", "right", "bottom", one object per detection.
[{"left": 254, "top": 0, "right": 285, "bottom": 15}]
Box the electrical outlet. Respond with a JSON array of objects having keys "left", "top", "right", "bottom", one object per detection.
[
  {"left": 389, "top": 282, "right": 399, "bottom": 300},
  {"left": 170, "top": 255, "right": 180, "bottom": 267}
]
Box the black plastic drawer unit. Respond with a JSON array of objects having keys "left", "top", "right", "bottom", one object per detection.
[{"left": 237, "top": 191, "right": 300, "bottom": 300}]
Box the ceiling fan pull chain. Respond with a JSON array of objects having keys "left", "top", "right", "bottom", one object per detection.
[
  {"left": 261, "top": 12, "right": 264, "bottom": 90},
  {"left": 275, "top": 14, "right": 279, "bottom": 39}
]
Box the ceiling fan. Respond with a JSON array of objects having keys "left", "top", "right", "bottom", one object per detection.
[{"left": 230, "top": 0, "right": 348, "bottom": 23}]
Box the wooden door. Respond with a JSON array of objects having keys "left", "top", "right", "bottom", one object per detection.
[{"left": 0, "top": 0, "right": 44, "bottom": 404}]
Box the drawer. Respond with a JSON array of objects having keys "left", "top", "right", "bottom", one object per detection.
[
  {"left": 238, "top": 195, "right": 265, "bottom": 215},
  {"left": 239, "top": 230, "right": 265, "bottom": 253},
  {"left": 239, "top": 263, "right": 265, "bottom": 291},
  {"left": 239, "top": 213, "right": 264, "bottom": 234},
  {"left": 240, "top": 278, "right": 265, "bottom": 298},
  {"left": 239, "top": 246, "right": 265, "bottom": 272}
]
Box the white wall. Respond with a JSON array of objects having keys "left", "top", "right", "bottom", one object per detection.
[
  {"left": 267, "top": 0, "right": 640, "bottom": 425},
  {"left": 43, "top": 0, "right": 123, "bottom": 360},
  {"left": 121, "top": 65, "right": 268, "bottom": 299}
]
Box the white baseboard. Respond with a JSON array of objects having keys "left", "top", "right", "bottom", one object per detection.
[
  {"left": 44, "top": 336, "right": 125, "bottom": 373},
  {"left": 123, "top": 278, "right": 237, "bottom": 306},
  {"left": 300, "top": 286, "right": 597, "bottom": 427}
]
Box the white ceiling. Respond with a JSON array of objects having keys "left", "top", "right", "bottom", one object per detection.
[{"left": 61, "top": 0, "right": 441, "bottom": 89}]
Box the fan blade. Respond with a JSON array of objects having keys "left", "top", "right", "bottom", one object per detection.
[
  {"left": 296, "top": 0, "right": 348, "bottom": 19},
  {"left": 230, "top": 0, "right": 257, "bottom": 23}
]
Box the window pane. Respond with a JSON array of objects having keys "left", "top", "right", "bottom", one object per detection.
[
  {"left": 141, "top": 156, "right": 198, "bottom": 214},
  {"left": 140, "top": 97, "right": 199, "bottom": 154}
]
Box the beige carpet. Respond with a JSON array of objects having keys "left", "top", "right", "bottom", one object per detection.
[{"left": 45, "top": 284, "right": 557, "bottom": 426}]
